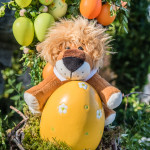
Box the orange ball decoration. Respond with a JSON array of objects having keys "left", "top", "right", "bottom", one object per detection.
[
  {"left": 97, "top": 3, "right": 116, "bottom": 26},
  {"left": 42, "top": 63, "right": 53, "bottom": 79},
  {"left": 80, "top": 0, "right": 102, "bottom": 19}
]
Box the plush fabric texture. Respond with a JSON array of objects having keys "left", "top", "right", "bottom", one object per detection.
[{"left": 24, "top": 17, "right": 122, "bottom": 126}]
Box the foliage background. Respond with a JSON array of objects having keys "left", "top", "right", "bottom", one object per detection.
[
  {"left": 111, "top": 0, "right": 150, "bottom": 93},
  {"left": 0, "top": 0, "right": 150, "bottom": 149}
]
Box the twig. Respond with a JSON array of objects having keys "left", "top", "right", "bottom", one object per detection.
[
  {"left": 13, "top": 120, "right": 27, "bottom": 134},
  {"left": 7, "top": 106, "right": 28, "bottom": 150},
  {"left": 7, "top": 119, "right": 27, "bottom": 138},
  {"left": 12, "top": 138, "right": 25, "bottom": 150},
  {"left": 10, "top": 106, "right": 27, "bottom": 120},
  {"left": 111, "top": 139, "right": 117, "bottom": 150},
  {"left": 123, "top": 92, "right": 150, "bottom": 98}
]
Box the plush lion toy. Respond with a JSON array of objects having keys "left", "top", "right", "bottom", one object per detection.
[{"left": 24, "top": 17, "right": 122, "bottom": 126}]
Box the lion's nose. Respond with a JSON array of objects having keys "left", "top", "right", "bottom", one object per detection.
[{"left": 63, "top": 57, "right": 84, "bottom": 72}]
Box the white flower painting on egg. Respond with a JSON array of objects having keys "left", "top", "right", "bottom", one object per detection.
[
  {"left": 96, "top": 109, "right": 102, "bottom": 119},
  {"left": 78, "top": 82, "right": 88, "bottom": 90},
  {"left": 58, "top": 103, "right": 68, "bottom": 114}
]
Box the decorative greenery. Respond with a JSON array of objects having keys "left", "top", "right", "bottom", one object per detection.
[
  {"left": 65, "top": 0, "right": 80, "bottom": 18},
  {"left": 21, "top": 52, "right": 46, "bottom": 86}
]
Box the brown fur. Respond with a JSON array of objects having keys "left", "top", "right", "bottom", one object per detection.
[
  {"left": 63, "top": 49, "right": 85, "bottom": 60},
  {"left": 36, "top": 17, "right": 111, "bottom": 69}
]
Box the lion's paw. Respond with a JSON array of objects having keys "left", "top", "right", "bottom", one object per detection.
[
  {"left": 107, "top": 92, "right": 122, "bottom": 109},
  {"left": 24, "top": 92, "right": 41, "bottom": 114},
  {"left": 105, "top": 112, "right": 116, "bottom": 126},
  {"left": 28, "top": 106, "right": 41, "bottom": 115}
]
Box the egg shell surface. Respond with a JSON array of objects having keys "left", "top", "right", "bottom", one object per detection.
[{"left": 40, "top": 81, "right": 105, "bottom": 150}]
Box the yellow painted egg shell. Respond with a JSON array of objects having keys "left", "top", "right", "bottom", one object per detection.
[{"left": 40, "top": 81, "right": 105, "bottom": 150}]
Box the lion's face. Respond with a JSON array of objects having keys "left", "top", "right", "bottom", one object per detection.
[
  {"left": 55, "top": 45, "right": 93, "bottom": 80},
  {"left": 36, "top": 17, "right": 111, "bottom": 80}
]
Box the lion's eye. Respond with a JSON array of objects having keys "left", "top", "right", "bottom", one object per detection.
[
  {"left": 78, "top": 46, "right": 84, "bottom": 50},
  {"left": 65, "top": 47, "right": 70, "bottom": 50}
]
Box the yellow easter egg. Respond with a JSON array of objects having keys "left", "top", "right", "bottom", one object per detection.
[{"left": 40, "top": 81, "right": 105, "bottom": 150}]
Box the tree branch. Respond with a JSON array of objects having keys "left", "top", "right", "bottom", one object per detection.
[
  {"left": 10, "top": 106, "right": 27, "bottom": 120},
  {"left": 123, "top": 92, "right": 150, "bottom": 98}
]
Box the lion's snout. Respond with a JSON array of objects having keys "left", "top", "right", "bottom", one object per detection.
[
  {"left": 55, "top": 48, "right": 91, "bottom": 80},
  {"left": 63, "top": 57, "right": 84, "bottom": 72}
]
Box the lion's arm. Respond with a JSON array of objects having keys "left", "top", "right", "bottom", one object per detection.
[
  {"left": 24, "top": 71, "right": 65, "bottom": 114},
  {"left": 87, "top": 73, "right": 122, "bottom": 109}
]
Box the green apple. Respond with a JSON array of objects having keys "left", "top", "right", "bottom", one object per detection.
[
  {"left": 15, "top": 0, "right": 32, "bottom": 8},
  {"left": 48, "top": 0, "right": 67, "bottom": 20},
  {"left": 34, "top": 13, "right": 55, "bottom": 42},
  {"left": 39, "top": 0, "right": 53, "bottom": 5},
  {"left": 13, "top": 17, "right": 34, "bottom": 46}
]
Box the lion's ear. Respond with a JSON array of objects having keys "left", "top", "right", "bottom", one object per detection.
[{"left": 36, "top": 42, "right": 44, "bottom": 52}]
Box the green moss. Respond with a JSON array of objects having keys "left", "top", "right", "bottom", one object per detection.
[{"left": 22, "top": 105, "right": 71, "bottom": 150}]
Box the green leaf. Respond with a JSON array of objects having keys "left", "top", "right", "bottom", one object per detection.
[
  {"left": 16, "top": 82, "right": 22, "bottom": 91},
  {"left": 8, "top": 79, "right": 15, "bottom": 85},
  {"left": 12, "top": 8, "right": 16, "bottom": 11},
  {"left": 30, "top": 11, "right": 37, "bottom": 17},
  {"left": 123, "top": 25, "right": 128, "bottom": 33},
  {"left": 10, "top": 95, "right": 20, "bottom": 101},
  {"left": 5, "top": 89, "right": 14, "bottom": 94},
  {"left": 0, "top": 5, "right": 6, "bottom": 17},
  {"left": 122, "top": 15, "right": 128, "bottom": 23}
]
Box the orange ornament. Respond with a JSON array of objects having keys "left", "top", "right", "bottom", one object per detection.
[
  {"left": 80, "top": 0, "right": 102, "bottom": 19},
  {"left": 97, "top": 3, "right": 116, "bottom": 26},
  {"left": 116, "top": 1, "right": 127, "bottom": 9},
  {"left": 42, "top": 63, "right": 53, "bottom": 79}
]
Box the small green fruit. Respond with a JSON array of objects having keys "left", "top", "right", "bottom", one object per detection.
[
  {"left": 39, "top": 0, "right": 53, "bottom": 5},
  {"left": 34, "top": 13, "right": 55, "bottom": 42},
  {"left": 15, "top": 0, "right": 32, "bottom": 8},
  {"left": 48, "top": 0, "right": 67, "bottom": 20},
  {"left": 13, "top": 17, "right": 34, "bottom": 46}
]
